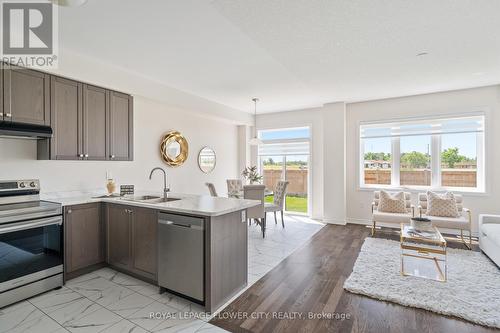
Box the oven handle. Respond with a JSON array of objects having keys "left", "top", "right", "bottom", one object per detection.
[{"left": 0, "top": 216, "right": 63, "bottom": 234}]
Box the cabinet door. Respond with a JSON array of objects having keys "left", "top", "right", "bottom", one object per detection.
[
  {"left": 106, "top": 204, "right": 131, "bottom": 270},
  {"left": 65, "top": 203, "right": 103, "bottom": 273},
  {"left": 3, "top": 65, "right": 50, "bottom": 125},
  {"left": 131, "top": 207, "right": 157, "bottom": 280},
  {"left": 108, "top": 91, "right": 133, "bottom": 161},
  {"left": 50, "top": 76, "right": 83, "bottom": 160},
  {"left": 83, "top": 85, "right": 107, "bottom": 160}
]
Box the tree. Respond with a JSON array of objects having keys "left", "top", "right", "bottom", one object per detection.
[
  {"left": 401, "top": 151, "right": 430, "bottom": 169},
  {"left": 441, "top": 147, "right": 465, "bottom": 168},
  {"left": 364, "top": 152, "right": 391, "bottom": 161}
]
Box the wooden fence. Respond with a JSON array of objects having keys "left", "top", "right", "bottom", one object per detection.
[
  {"left": 263, "top": 169, "right": 308, "bottom": 195},
  {"left": 364, "top": 169, "right": 477, "bottom": 187}
]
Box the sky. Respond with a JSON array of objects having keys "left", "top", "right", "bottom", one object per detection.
[{"left": 364, "top": 133, "right": 477, "bottom": 158}]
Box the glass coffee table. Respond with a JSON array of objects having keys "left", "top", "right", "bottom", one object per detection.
[{"left": 400, "top": 224, "right": 447, "bottom": 282}]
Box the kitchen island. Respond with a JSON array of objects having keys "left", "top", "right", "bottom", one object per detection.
[{"left": 47, "top": 192, "right": 259, "bottom": 313}]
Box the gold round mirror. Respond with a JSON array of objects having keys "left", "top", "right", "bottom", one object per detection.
[
  {"left": 198, "top": 146, "right": 216, "bottom": 174},
  {"left": 160, "top": 131, "right": 188, "bottom": 167}
]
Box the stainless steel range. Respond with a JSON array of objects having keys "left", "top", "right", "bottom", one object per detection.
[{"left": 0, "top": 179, "right": 63, "bottom": 308}]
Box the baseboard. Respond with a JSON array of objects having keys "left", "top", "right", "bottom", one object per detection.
[{"left": 323, "top": 218, "right": 347, "bottom": 225}]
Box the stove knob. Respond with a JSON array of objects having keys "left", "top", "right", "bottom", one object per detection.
[
  {"left": 30, "top": 182, "right": 36, "bottom": 188},
  {"left": 19, "top": 182, "right": 26, "bottom": 188}
]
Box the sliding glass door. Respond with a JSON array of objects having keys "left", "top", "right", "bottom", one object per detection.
[{"left": 258, "top": 127, "right": 310, "bottom": 215}]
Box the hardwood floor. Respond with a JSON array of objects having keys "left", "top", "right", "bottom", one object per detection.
[{"left": 210, "top": 224, "right": 497, "bottom": 333}]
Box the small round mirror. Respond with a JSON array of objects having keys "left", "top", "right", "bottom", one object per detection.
[
  {"left": 160, "top": 131, "right": 188, "bottom": 167},
  {"left": 198, "top": 147, "right": 216, "bottom": 174}
]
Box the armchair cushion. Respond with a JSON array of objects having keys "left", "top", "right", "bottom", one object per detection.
[
  {"left": 378, "top": 191, "right": 407, "bottom": 213},
  {"left": 373, "top": 211, "right": 412, "bottom": 224},
  {"left": 425, "top": 214, "right": 469, "bottom": 230},
  {"left": 481, "top": 224, "right": 500, "bottom": 247},
  {"left": 264, "top": 203, "right": 280, "bottom": 212},
  {"left": 426, "top": 191, "right": 459, "bottom": 218}
]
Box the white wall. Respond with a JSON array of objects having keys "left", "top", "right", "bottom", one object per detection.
[
  {"left": 0, "top": 96, "right": 239, "bottom": 195},
  {"left": 322, "top": 102, "right": 346, "bottom": 224},
  {"left": 346, "top": 85, "right": 500, "bottom": 233}
]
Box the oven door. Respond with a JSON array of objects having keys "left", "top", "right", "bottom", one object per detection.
[{"left": 0, "top": 216, "right": 63, "bottom": 292}]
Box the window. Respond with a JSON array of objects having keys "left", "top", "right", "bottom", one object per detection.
[
  {"left": 400, "top": 135, "right": 431, "bottom": 186},
  {"left": 363, "top": 137, "right": 392, "bottom": 185},
  {"left": 258, "top": 127, "right": 310, "bottom": 214},
  {"left": 360, "top": 115, "right": 484, "bottom": 191}
]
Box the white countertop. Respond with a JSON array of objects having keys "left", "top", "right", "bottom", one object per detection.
[{"left": 41, "top": 191, "right": 260, "bottom": 217}]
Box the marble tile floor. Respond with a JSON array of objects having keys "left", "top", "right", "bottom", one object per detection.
[{"left": 0, "top": 215, "right": 324, "bottom": 333}]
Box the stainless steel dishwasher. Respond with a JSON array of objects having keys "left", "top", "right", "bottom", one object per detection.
[{"left": 158, "top": 212, "right": 204, "bottom": 302}]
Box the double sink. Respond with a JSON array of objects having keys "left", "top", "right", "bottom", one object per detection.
[{"left": 121, "top": 195, "right": 181, "bottom": 204}]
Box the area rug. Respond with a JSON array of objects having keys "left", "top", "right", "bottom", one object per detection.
[{"left": 344, "top": 238, "right": 500, "bottom": 328}]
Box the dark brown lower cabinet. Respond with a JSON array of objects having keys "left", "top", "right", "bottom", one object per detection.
[
  {"left": 106, "top": 203, "right": 132, "bottom": 270},
  {"left": 105, "top": 203, "right": 157, "bottom": 280},
  {"left": 64, "top": 203, "right": 104, "bottom": 274},
  {"left": 131, "top": 207, "right": 157, "bottom": 280}
]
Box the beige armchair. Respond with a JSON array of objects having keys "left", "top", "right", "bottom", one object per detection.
[
  {"left": 371, "top": 191, "right": 414, "bottom": 236},
  {"left": 244, "top": 185, "right": 266, "bottom": 238},
  {"left": 227, "top": 179, "right": 242, "bottom": 197},
  {"left": 418, "top": 193, "right": 472, "bottom": 249},
  {"left": 265, "top": 181, "right": 289, "bottom": 228},
  {"left": 205, "top": 183, "right": 218, "bottom": 197}
]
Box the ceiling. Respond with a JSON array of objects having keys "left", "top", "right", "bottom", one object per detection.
[{"left": 58, "top": 0, "right": 500, "bottom": 113}]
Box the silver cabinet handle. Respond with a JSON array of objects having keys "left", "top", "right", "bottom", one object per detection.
[
  {"left": 78, "top": 154, "right": 84, "bottom": 158},
  {"left": 67, "top": 209, "right": 72, "bottom": 214},
  {"left": 84, "top": 154, "right": 89, "bottom": 158},
  {"left": 110, "top": 155, "right": 115, "bottom": 159},
  {"left": 0, "top": 113, "right": 3, "bottom": 117},
  {"left": 5, "top": 113, "right": 12, "bottom": 117}
]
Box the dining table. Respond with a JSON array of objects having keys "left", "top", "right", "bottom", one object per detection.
[{"left": 228, "top": 189, "right": 273, "bottom": 199}]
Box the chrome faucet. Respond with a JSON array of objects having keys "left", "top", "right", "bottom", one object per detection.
[{"left": 149, "top": 167, "right": 169, "bottom": 199}]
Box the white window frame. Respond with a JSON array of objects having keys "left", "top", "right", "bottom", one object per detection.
[{"left": 358, "top": 113, "right": 486, "bottom": 194}]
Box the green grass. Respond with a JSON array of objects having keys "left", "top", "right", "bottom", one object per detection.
[{"left": 265, "top": 195, "right": 308, "bottom": 213}]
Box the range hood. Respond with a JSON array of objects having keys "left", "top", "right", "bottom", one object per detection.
[{"left": 0, "top": 122, "right": 53, "bottom": 139}]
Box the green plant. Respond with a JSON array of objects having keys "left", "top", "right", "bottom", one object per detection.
[{"left": 242, "top": 166, "right": 263, "bottom": 184}]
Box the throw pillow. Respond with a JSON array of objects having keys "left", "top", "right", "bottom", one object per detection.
[
  {"left": 378, "top": 191, "right": 407, "bottom": 213},
  {"left": 426, "top": 191, "right": 459, "bottom": 218}
]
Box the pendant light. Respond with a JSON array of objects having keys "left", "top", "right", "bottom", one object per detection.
[{"left": 249, "top": 98, "right": 263, "bottom": 146}]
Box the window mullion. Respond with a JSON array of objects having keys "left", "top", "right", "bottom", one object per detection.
[
  {"left": 391, "top": 137, "right": 400, "bottom": 186},
  {"left": 431, "top": 134, "right": 441, "bottom": 187}
]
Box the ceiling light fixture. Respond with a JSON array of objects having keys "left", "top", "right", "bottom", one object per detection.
[
  {"left": 51, "top": 0, "right": 88, "bottom": 7},
  {"left": 249, "top": 98, "right": 263, "bottom": 146},
  {"left": 416, "top": 52, "right": 428, "bottom": 57}
]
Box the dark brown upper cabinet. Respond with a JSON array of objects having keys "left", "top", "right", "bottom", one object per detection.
[
  {"left": 50, "top": 76, "right": 83, "bottom": 160},
  {"left": 108, "top": 91, "right": 133, "bottom": 161},
  {"left": 83, "top": 85, "right": 108, "bottom": 160},
  {"left": 41, "top": 76, "right": 133, "bottom": 161},
  {"left": 2, "top": 64, "right": 50, "bottom": 125}
]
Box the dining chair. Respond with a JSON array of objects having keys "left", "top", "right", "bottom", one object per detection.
[
  {"left": 243, "top": 184, "right": 266, "bottom": 238},
  {"left": 265, "top": 181, "right": 289, "bottom": 227},
  {"left": 205, "top": 183, "right": 218, "bottom": 197},
  {"left": 227, "top": 179, "right": 242, "bottom": 197}
]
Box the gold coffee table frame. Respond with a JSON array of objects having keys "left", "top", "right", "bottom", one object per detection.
[{"left": 400, "top": 224, "right": 447, "bottom": 282}]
